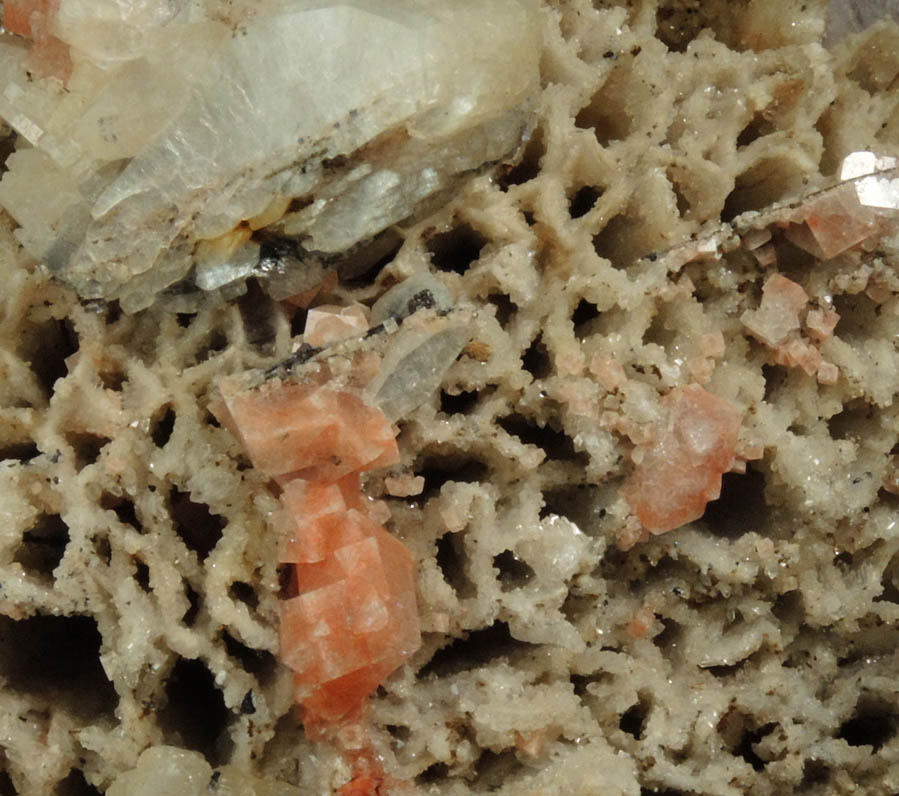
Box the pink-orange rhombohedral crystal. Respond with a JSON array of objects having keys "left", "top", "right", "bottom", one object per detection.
[
  {"left": 622, "top": 385, "right": 742, "bottom": 534},
  {"left": 214, "top": 375, "right": 419, "bottom": 727}
]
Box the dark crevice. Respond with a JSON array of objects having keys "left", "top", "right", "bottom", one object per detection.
[
  {"left": 0, "top": 130, "right": 16, "bottom": 175},
  {"left": 289, "top": 306, "right": 308, "bottom": 339},
  {"left": 497, "top": 130, "right": 544, "bottom": 190},
  {"left": 133, "top": 559, "right": 151, "bottom": 593},
  {"left": 14, "top": 513, "right": 69, "bottom": 581},
  {"left": 196, "top": 329, "right": 229, "bottom": 364},
  {"left": 772, "top": 590, "right": 803, "bottom": 624},
  {"left": 541, "top": 484, "right": 603, "bottom": 533},
  {"left": 827, "top": 400, "right": 875, "bottom": 442},
  {"left": 23, "top": 318, "right": 78, "bottom": 399},
  {"left": 706, "top": 660, "right": 748, "bottom": 678},
  {"left": 416, "top": 763, "right": 449, "bottom": 784},
  {"left": 571, "top": 298, "right": 600, "bottom": 334},
  {"left": 427, "top": 224, "right": 487, "bottom": 275},
  {"left": 570, "top": 674, "right": 592, "bottom": 699},
  {"left": 592, "top": 213, "right": 648, "bottom": 270},
  {"left": 876, "top": 551, "right": 899, "bottom": 604},
  {"left": 100, "top": 493, "right": 142, "bottom": 533},
  {"left": 0, "top": 442, "right": 40, "bottom": 463},
  {"left": 736, "top": 113, "right": 775, "bottom": 148},
  {"left": 701, "top": 467, "right": 769, "bottom": 539},
  {"left": 54, "top": 769, "right": 101, "bottom": 796},
  {"left": 170, "top": 488, "right": 226, "bottom": 561},
  {"left": 415, "top": 451, "right": 489, "bottom": 502},
  {"left": 0, "top": 615, "right": 117, "bottom": 721},
  {"left": 471, "top": 749, "right": 524, "bottom": 788},
  {"left": 561, "top": 592, "right": 593, "bottom": 625},
  {"left": 838, "top": 698, "right": 898, "bottom": 751},
  {"left": 735, "top": 722, "right": 777, "bottom": 771},
  {"left": 762, "top": 363, "right": 785, "bottom": 402},
  {"left": 575, "top": 67, "right": 632, "bottom": 145},
  {"left": 65, "top": 432, "right": 109, "bottom": 469},
  {"left": 493, "top": 550, "right": 535, "bottom": 591},
  {"left": 221, "top": 631, "right": 277, "bottom": 679},
  {"left": 569, "top": 185, "right": 602, "bottom": 219},
  {"left": 435, "top": 532, "right": 476, "bottom": 598},
  {"left": 439, "top": 389, "right": 479, "bottom": 416},
  {"left": 240, "top": 690, "right": 256, "bottom": 715},
  {"left": 0, "top": 771, "right": 13, "bottom": 796},
  {"left": 652, "top": 617, "right": 682, "bottom": 657},
  {"left": 229, "top": 581, "right": 259, "bottom": 611},
  {"left": 497, "top": 414, "right": 587, "bottom": 464},
  {"left": 92, "top": 535, "right": 111, "bottom": 566},
  {"left": 832, "top": 292, "right": 879, "bottom": 344},
  {"left": 159, "top": 658, "right": 231, "bottom": 766},
  {"left": 521, "top": 334, "right": 551, "bottom": 380},
  {"left": 487, "top": 293, "right": 517, "bottom": 328},
  {"left": 619, "top": 694, "right": 650, "bottom": 739},
  {"left": 667, "top": 169, "right": 691, "bottom": 216},
  {"left": 182, "top": 583, "right": 201, "bottom": 627},
  {"left": 655, "top": 0, "right": 704, "bottom": 52},
  {"left": 800, "top": 760, "right": 830, "bottom": 787},
  {"left": 237, "top": 279, "right": 278, "bottom": 350},
  {"left": 151, "top": 407, "right": 176, "bottom": 448},
  {"left": 418, "top": 621, "right": 536, "bottom": 678},
  {"left": 97, "top": 367, "right": 126, "bottom": 392}
]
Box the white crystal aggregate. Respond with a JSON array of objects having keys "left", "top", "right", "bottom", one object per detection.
[
  {"left": 841, "top": 150, "right": 899, "bottom": 210},
  {"left": 0, "top": 0, "right": 540, "bottom": 311}
]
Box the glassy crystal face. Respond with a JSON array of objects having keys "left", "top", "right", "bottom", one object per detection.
[{"left": 0, "top": 0, "right": 540, "bottom": 311}]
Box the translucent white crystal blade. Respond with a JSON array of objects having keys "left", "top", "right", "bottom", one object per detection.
[{"left": 0, "top": 0, "right": 540, "bottom": 310}]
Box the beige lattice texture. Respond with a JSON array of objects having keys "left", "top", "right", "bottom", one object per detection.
[{"left": 1, "top": 1, "right": 899, "bottom": 794}]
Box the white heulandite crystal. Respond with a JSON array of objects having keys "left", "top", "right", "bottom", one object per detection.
[
  {"left": 0, "top": 0, "right": 540, "bottom": 311},
  {"left": 855, "top": 174, "right": 899, "bottom": 210},
  {"left": 840, "top": 151, "right": 899, "bottom": 180},
  {"left": 839, "top": 151, "right": 899, "bottom": 211}
]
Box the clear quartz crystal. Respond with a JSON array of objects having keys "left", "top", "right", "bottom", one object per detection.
[{"left": 0, "top": 0, "right": 540, "bottom": 311}]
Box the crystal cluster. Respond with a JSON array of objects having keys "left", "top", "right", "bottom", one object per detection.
[
  {"left": 741, "top": 273, "right": 840, "bottom": 384},
  {"left": 215, "top": 371, "right": 419, "bottom": 726},
  {"left": 210, "top": 279, "right": 472, "bottom": 727},
  {"left": 0, "top": 0, "right": 540, "bottom": 311},
  {"left": 622, "top": 385, "right": 743, "bottom": 534}
]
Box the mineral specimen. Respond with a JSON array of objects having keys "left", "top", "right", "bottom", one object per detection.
[{"left": 0, "top": 0, "right": 540, "bottom": 311}]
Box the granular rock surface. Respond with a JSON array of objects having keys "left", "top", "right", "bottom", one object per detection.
[{"left": 1, "top": 1, "right": 899, "bottom": 794}]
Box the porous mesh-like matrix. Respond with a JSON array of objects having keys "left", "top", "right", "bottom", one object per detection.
[{"left": 1, "top": 1, "right": 898, "bottom": 794}]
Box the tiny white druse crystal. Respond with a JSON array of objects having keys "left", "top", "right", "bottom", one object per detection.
[{"left": 0, "top": 0, "right": 540, "bottom": 311}]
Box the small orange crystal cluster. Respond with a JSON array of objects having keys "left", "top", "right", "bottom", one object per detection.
[
  {"left": 622, "top": 384, "right": 742, "bottom": 534},
  {"left": 215, "top": 374, "right": 420, "bottom": 726},
  {"left": 741, "top": 273, "right": 840, "bottom": 384}
]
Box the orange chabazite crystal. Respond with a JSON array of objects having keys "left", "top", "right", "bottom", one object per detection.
[
  {"left": 218, "top": 380, "right": 399, "bottom": 481},
  {"left": 622, "top": 384, "right": 742, "bottom": 534},
  {"left": 276, "top": 476, "right": 363, "bottom": 563},
  {"left": 282, "top": 526, "right": 420, "bottom": 723},
  {"left": 216, "top": 373, "right": 419, "bottom": 727}
]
